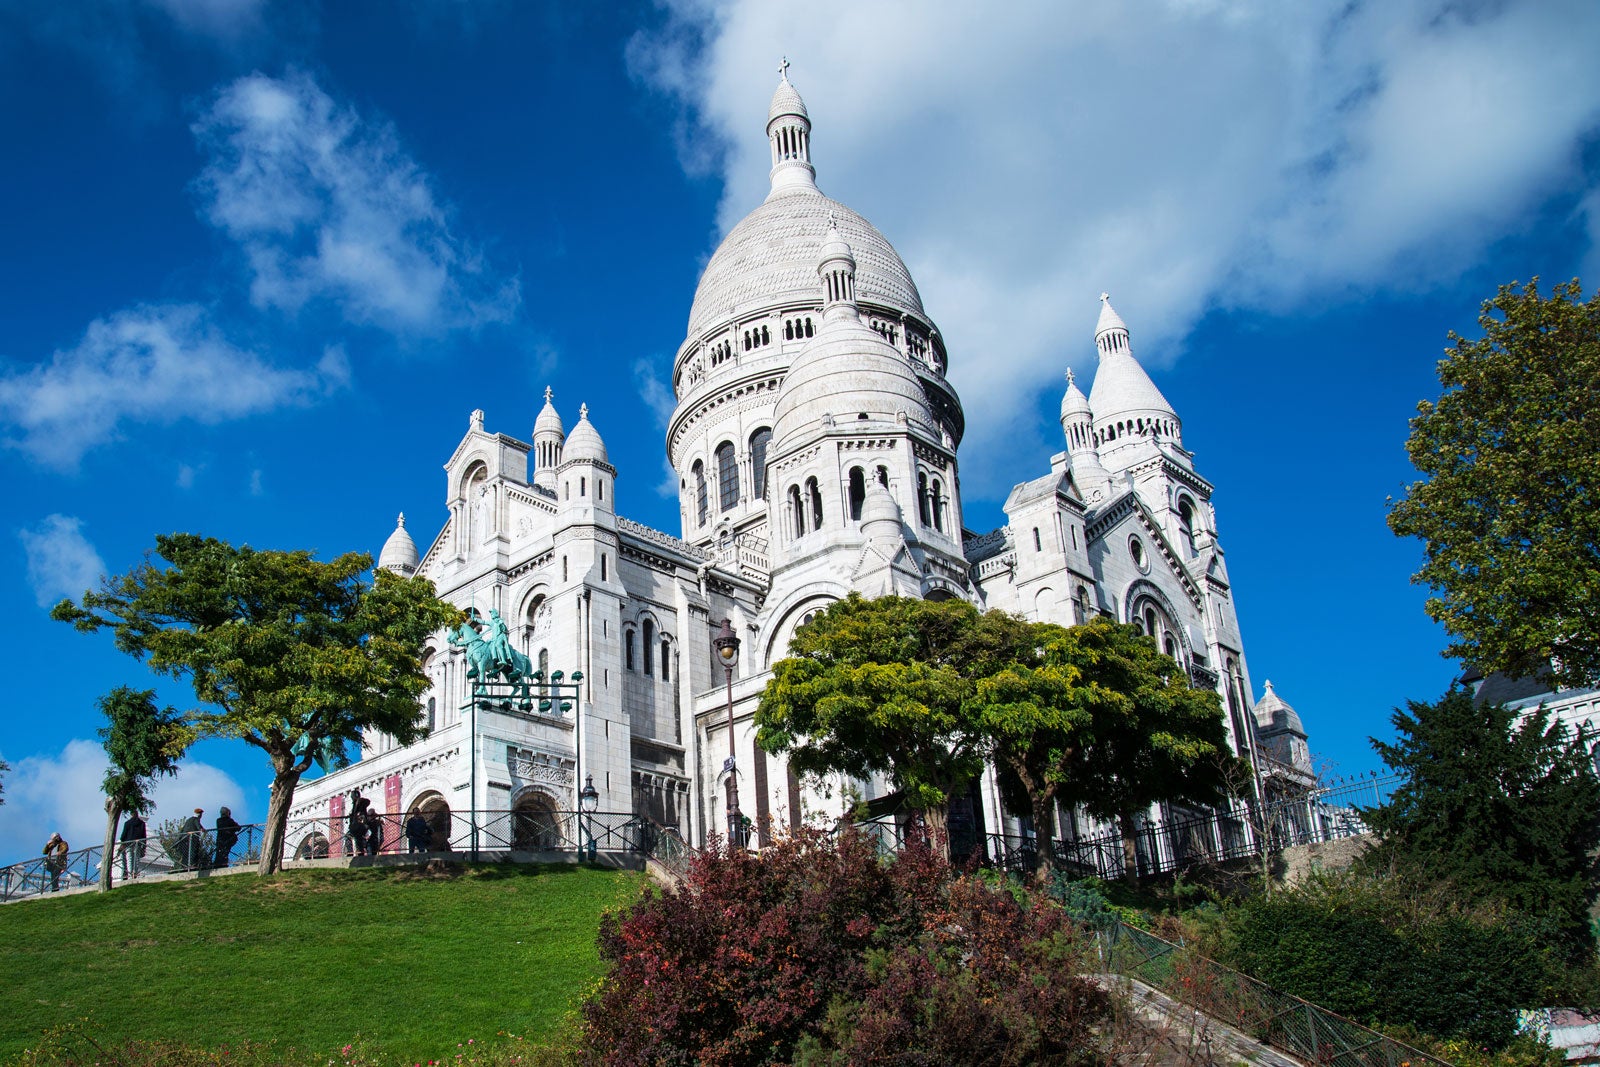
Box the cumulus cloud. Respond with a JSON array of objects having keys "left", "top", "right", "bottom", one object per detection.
[
  {"left": 0, "top": 303, "right": 342, "bottom": 469},
  {"left": 0, "top": 739, "right": 248, "bottom": 865},
  {"left": 18, "top": 515, "right": 106, "bottom": 609},
  {"left": 633, "top": 356, "right": 677, "bottom": 428},
  {"left": 192, "top": 70, "right": 521, "bottom": 336},
  {"left": 631, "top": 0, "right": 1600, "bottom": 493}
]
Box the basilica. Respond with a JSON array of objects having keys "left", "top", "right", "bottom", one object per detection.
[{"left": 285, "top": 71, "right": 1313, "bottom": 861}]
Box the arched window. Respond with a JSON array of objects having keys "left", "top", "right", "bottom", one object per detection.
[
  {"left": 1074, "top": 585, "right": 1091, "bottom": 624},
  {"left": 1164, "top": 634, "right": 1179, "bottom": 659},
  {"left": 716, "top": 441, "right": 739, "bottom": 511},
  {"left": 917, "top": 472, "right": 931, "bottom": 525},
  {"left": 661, "top": 638, "right": 671, "bottom": 683},
  {"left": 930, "top": 479, "right": 945, "bottom": 533},
  {"left": 807, "top": 477, "right": 823, "bottom": 530},
  {"left": 848, "top": 467, "right": 866, "bottom": 521},
  {"left": 643, "top": 619, "right": 655, "bottom": 677},
  {"left": 426, "top": 697, "right": 436, "bottom": 731},
  {"left": 790, "top": 485, "right": 805, "bottom": 536},
  {"left": 624, "top": 629, "right": 636, "bottom": 671},
  {"left": 750, "top": 428, "right": 772, "bottom": 500},
  {"left": 1033, "top": 527, "right": 1042, "bottom": 552},
  {"left": 1178, "top": 498, "right": 1197, "bottom": 557},
  {"left": 875, "top": 466, "right": 889, "bottom": 487},
  {"left": 693, "top": 461, "right": 708, "bottom": 526}
]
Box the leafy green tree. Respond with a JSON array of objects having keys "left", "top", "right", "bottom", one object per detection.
[
  {"left": 983, "top": 616, "right": 1234, "bottom": 883},
  {"left": 96, "top": 687, "right": 191, "bottom": 891},
  {"left": 1364, "top": 686, "right": 1600, "bottom": 950},
  {"left": 756, "top": 595, "right": 988, "bottom": 852},
  {"left": 53, "top": 534, "right": 460, "bottom": 875},
  {"left": 1388, "top": 278, "right": 1600, "bottom": 689}
]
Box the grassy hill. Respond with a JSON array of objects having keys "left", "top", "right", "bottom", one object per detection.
[{"left": 0, "top": 863, "right": 645, "bottom": 1064}]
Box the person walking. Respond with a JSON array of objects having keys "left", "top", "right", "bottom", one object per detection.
[
  {"left": 364, "top": 806, "right": 384, "bottom": 856},
  {"left": 405, "top": 811, "right": 431, "bottom": 854},
  {"left": 213, "top": 807, "right": 240, "bottom": 869},
  {"left": 178, "top": 808, "right": 205, "bottom": 871},
  {"left": 119, "top": 812, "right": 147, "bottom": 879},
  {"left": 42, "top": 833, "right": 69, "bottom": 892}
]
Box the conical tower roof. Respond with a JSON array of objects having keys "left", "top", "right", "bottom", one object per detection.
[{"left": 378, "top": 513, "right": 419, "bottom": 573}]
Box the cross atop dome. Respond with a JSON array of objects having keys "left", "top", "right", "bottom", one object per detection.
[
  {"left": 543, "top": 385, "right": 552, "bottom": 403},
  {"left": 779, "top": 56, "right": 790, "bottom": 81},
  {"left": 579, "top": 402, "right": 589, "bottom": 420},
  {"left": 1100, "top": 292, "right": 1110, "bottom": 304}
]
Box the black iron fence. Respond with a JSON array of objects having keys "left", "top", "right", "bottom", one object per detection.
[
  {"left": 850, "top": 773, "right": 1398, "bottom": 881},
  {"left": 1, "top": 809, "right": 673, "bottom": 903}
]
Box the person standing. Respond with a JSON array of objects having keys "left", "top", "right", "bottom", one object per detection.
[
  {"left": 364, "top": 806, "right": 384, "bottom": 856},
  {"left": 42, "top": 833, "right": 69, "bottom": 892},
  {"left": 178, "top": 808, "right": 205, "bottom": 871},
  {"left": 347, "top": 792, "right": 370, "bottom": 856},
  {"left": 119, "top": 812, "right": 147, "bottom": 879},
  {"left": 213, "top": 807, "right": 240, "bottom": 869},
  {"left": 405, "top": 811, "right": 431, "bottom": 854}
]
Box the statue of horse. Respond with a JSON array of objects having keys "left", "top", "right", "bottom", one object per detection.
[{"left": 448, "top": 615, "right": 532, "bottom": 684}]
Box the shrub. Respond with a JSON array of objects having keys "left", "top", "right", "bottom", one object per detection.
[
  {"left": 1221, "top": 870, "right": 1554, "bottom": 1049},
  {"left": 579, "top": 829, "right": 1111, "bottom": 1065}
]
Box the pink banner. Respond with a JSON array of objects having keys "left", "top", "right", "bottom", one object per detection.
[
  {"left": 329, "top": 795, "right": 345, "bottom": 857},
  {"left": 384, "top": 775, "right": 402, "bottom": 852}
]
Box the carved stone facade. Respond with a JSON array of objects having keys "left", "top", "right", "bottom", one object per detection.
[{"left": 287, "top": 72, "right": 1310, "bottom": 856}]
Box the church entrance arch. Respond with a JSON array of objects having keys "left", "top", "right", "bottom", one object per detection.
[
  {"left": 294, "top": 832, "right": 330, "bottom": 860},
  {"left": 512, "top": 790, "right": 562, "bottom": 851},
  {"left": 409, "top": 791, "right": 454, "bottom": 852}
]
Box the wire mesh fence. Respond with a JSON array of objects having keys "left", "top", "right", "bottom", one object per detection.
[{"left": 1099, "top": 921, "right": 1451, "bottom": 1067}]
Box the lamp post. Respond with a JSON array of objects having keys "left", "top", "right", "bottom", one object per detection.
[
  {"left": 712, "top": 618, "right": 743, "bottom": 849},
  {"left": 579, "top": 773, "right": 599, "bottom": 862}
]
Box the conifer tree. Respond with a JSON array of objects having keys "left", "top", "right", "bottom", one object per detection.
[{"left": 1365, "top": 687, "right": 1600, "bottom": 949}]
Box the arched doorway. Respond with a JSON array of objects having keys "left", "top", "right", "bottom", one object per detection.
[
  {"left": 409, "top": 792, "right": 454, "bottom": 852},
  {"left": 294, "top": 832, "right": 330, "bottom": 860},
  {"left": 512, "top": 790, "right": 561, "bottom": 851}
]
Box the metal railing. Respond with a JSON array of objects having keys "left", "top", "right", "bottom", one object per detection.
[
  {"left": 850, "top": 774, "right": 1400, "bottom": 881},
  {"left": 0, "top": 808, "right": 671, "bottom": 903},
  {"left": 1098, "top": 921, "right": 1450, "bottom": 1067}
]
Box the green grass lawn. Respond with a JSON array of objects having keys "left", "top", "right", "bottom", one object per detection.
[{"left": 0, "top": 863, "right": 644, "bottom": 1064}]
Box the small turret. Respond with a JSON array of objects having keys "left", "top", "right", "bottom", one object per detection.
[
  {"left": 766, "top": 58, "right": 817, "bottom": 198},
  {"left": 531, "top": 386, "right": 565, "bottom": 492},
  {"left": 1088, "top": 294, "right": 1182, "bottom": 466},
  {"left": 818, "top": 218, "right": 859, "bottom": 322},
  {"left": 558, "top": 404, "right": 616, "bottom": 517},
  {"left": 1059, "top": 367, "right": 1112, "bottom": 502},
  {"left": 378, "top": 513, "right": 419, "bottom": 575}
]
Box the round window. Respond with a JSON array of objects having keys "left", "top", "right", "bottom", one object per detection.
[{"left": 1129, "top": 536, "right": 1149, "bottom": 573}]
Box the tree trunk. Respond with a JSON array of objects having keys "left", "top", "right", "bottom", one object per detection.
[
  {"left": 1030, "top": 789, "right": 1059, "bottom": 887},
  {"left": 922, "top": 801, "right": 951, "bottom": 864},
  {"left": 100, "top": 799, "right": 121, "bottom": 892},
  {"left": 1118, "top": 811, "right": 1140, "bottom": 884},
  {"left": 257, "top": 760, "right": 303, "bottom": 876}
]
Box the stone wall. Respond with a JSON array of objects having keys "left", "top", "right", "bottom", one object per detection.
[{"left": 1277, "top": 833, "right": 1372, "bottom": 886}]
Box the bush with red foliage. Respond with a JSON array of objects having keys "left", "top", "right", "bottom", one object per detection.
[{"left": 580, "top": 829, "right": 1110, "bottom": 1066}]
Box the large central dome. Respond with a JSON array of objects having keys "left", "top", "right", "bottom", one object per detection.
[{"left": 685, "top": 192, "right": 925, "bottom": 340}]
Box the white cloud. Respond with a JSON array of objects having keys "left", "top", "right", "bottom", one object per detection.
[
  {"left": 631, "top": 0, "right": 1600, "bottom": 494},
  {"left": 18, "top": 514, "right": 106, "bottom": 609},
  {"left": 192, "top": 70, "right": 521, "bottom": 336},
  {"left": 176, "top": 462, "right": 199, "bottom": 488},
  {"left": 633, "top": 356, "right": 677, "bottom": 428},
  {"left": 0, "top": 303, "right": 341, "bottom": 470},
  {"left": 146, "top": 0, "right": 266, "bottom": 42},
  {"left": 0, "top": 739, "right": 248, "bottom": 865}
]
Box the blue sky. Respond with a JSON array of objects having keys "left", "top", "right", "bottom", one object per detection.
[{"left": 2, "top": 0, "right": 1598, "bottom": 859}]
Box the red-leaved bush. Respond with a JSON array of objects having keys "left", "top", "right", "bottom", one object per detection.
[{"left": 580, "top": 829, "right": 1110, "bottom": 1066}]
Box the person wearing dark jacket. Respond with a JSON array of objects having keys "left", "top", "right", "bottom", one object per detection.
[
  {"left": 178, "top": 809, "right": 205, "bottom": 871},
  {"left": 119, "top": 812, "right": 147, "bottom": 879},
  {"left": 213, "top": 807, "right": 240, "bottom": 868},
  {"left": 405, "top": 812, "right": 431, "bottom": 853},
  {"left": 42, "top": 833, "right": 69, "bottom": 891},
  {"left": 364, "top": 807, "right": 384, "bottom": 856}
]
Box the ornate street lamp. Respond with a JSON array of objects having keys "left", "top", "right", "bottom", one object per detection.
[
  {"left": 713, "top": 618, "right": 743, "bottom": 849},
  {"left": 579, "top": 773, "right": 599, "bottom": 862}
]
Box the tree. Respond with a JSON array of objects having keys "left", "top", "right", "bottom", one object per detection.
[
  {"left": 1388, "top": 278, "right": 1600, "bottom": 689},
  {"left": 1363, "top": 686, "right": 1600, "bottom": 951},
  {"left": 756, "top": 594, "right": 988, "bottom": 852},
  {"left": 96, "top": 687, "right": 191, "bottom": 891},
  {"left": 981, "top": 616, "right": 1235, "bottom": 883},
  {"left": 53, "top": 534, "right": 460, "bottom": 875}
]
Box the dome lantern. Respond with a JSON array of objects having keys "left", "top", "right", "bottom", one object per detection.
[
  {"left": 818, "top": 217, "right": 859, "bottom": 321},
  {"left": 767, "top": 59, "right": 817, "bottom": 198},
  {"left": 531, "top": 385, "right": 565, "bottom": 491},
  {"left": 378, "top": 513, "right": 419, "bottom": 575}
]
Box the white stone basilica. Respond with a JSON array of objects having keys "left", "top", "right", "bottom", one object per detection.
[{"left": 286, "top": 71, "right": 1312, "bottom": 858}]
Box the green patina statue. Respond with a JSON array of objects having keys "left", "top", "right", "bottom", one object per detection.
[{"left": 448, "top": 609, "right": 531, "bottom": 684}]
